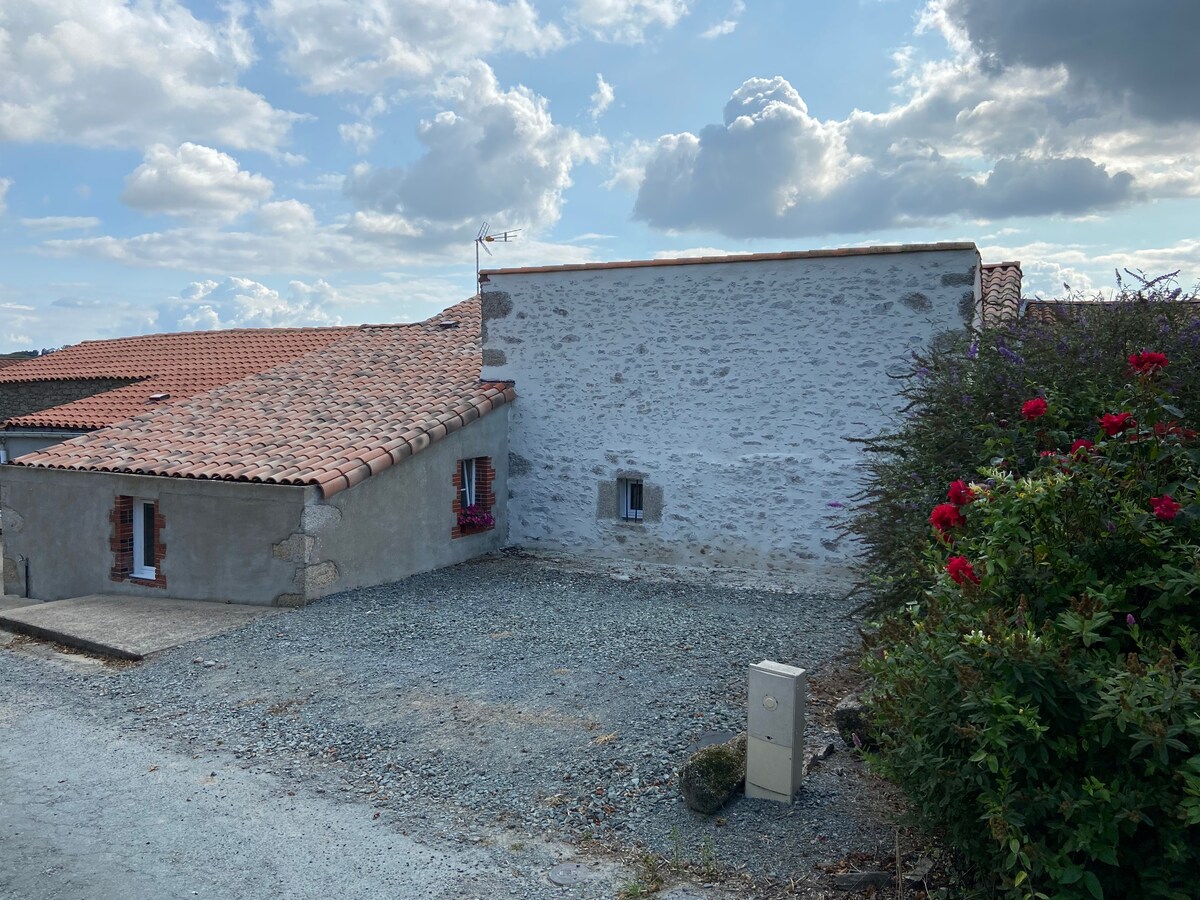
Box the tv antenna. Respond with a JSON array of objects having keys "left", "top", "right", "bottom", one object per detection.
[{"left": 475, "top": 222, "right": 520, "bottom": 296}]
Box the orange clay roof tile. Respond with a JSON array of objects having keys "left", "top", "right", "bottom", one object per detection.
[
  {"left": 1, "top": 325, "right": 352, "bottom": 429},
  {"left": 13, "top": 298, "right": 515, "bottom": 498},
  {"left": 979, "top": 261, "right": 1023, "bottom": 328}
]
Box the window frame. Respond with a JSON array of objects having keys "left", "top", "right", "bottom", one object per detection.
[
  {"left": 461, "top": 458, "right": 477, "bottom": 508},
  {"left": 620, "top": 478, "right": 644, "bottom": 522},
  {"left": 131, "top": 499, "right": 157, "bottom": 579}
]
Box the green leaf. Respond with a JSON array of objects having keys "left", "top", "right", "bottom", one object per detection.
[
  {"left": 1060, "top": 867, "right": 1083, "bottom": 885},
  {"left": 1083, "top": 871, "right": 1104, "bottom": 899}
]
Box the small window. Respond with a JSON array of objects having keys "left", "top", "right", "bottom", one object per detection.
[
  {"left": 132, "top": 500, "right": 157, "bottom": 579},
  {"left": 461, "top": 458, "right": 477, "bottom": 508},
  {"left": 620, "top": 478, "right": 644, "bottom": 522}
]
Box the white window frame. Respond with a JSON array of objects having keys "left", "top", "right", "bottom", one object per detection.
[
  {"left": 132, "top": 499, "right": 156, "bottom": 579},
  {"left": 461, "top": 459, "right": 477, "bottom": 508},
  {"left": 620, "top": 478, "right": 644, "bottom": 522}
]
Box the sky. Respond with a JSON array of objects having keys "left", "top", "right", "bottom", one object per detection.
[{"left": 1, "top": 0, "right": 1198, "bottom": 352}]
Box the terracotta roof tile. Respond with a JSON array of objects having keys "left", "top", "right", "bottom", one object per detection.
[
  {"left": 480, "top": 242, "right": 979, "bottom": 277},
  {"left": 979, "top": 261, "right": 1023, "bottom": 328},
  {"left": 13, "top": 298, "right": 515, "bottom": 498},
  {"left": 1, "top": 326, "right": 353, "bottom": 429}
]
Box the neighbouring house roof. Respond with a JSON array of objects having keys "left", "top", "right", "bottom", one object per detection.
[
  {"left": 10, "top": 298, "right": 515, "bottom": 498},
  {"left": 479, "top": 242, "right": 979, "bottom": 277},
  {"left": 1, "top": 327, "right": 353, "bottom": 429},
  {"left": 979, "top": 261, "right": 1023, "bottom": 328}
]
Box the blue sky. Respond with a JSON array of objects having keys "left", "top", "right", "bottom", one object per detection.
[{"left": 1, "top": 0, "right": 1197, "bottom": 351}]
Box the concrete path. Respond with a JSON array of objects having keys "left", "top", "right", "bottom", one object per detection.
[
  {"left": 0, "top": 594, "right": 282, "bottom": 659},
  {"left": 0, "top": 594, "right": 38, "bottom": 613},
  {"left": 0, "top": 701, "right": 579, "bottom": 900}
]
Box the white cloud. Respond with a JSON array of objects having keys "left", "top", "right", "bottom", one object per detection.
[
  {"left": 256, "top": 200, "right": 317, "bottom": 234},
  {"left": 0, "top": 178, "right": 10, "bottom": 216},
  {"left": 160, "top": 276, "right": 342, "bottom": 331},
  {"left": 0, "top": 1, "right": 300, "bottom": 151},
  {"left": 121, "top": 144, "right": 274, "bottom": 223},
  {"left": 589, "top": 74, "right": 615, "bottom": 121},
  {"left": 38, "top": 219, "right": 600, "bottom": 277},
  {"left": 652, "top": 246, "right": 746, "bottom": 259},
  {"left": 700, "top": 0, "right": 744, "bottom": 39},
  {"left": 343, "top": 62, "right": 604, "bottom": 235},
  {"left": 260, "top": 0, "right": 565, "bottom": 94},
  {"left": 570, "top": 0, "right": 691, "bottom": 42},
  {"left": 339, "top": 121, "right": 377, "bottom": 154},
  {"left": 625, "top": 4, "right": 1200, "bottom": 240},
  {"left": 20, "top": 216, "right": 102, "bottom": 233}
]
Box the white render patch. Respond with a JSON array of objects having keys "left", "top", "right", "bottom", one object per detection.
[{"left": 481, "top": 248, "right": 981, "bottom": 582}]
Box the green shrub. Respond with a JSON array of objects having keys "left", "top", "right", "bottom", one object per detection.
[
  {"left": 849, "top": 273, "right": 1200, "bottom": 617},
  {"left": 865, "top": 355, "right": 1200, "bottom": 898}
]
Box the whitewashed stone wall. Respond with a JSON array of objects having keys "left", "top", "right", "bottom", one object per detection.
[{"left": 481, "top": 247, "right": 981, "bottom": 582}]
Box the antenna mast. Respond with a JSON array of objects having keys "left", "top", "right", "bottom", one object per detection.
[{"left": 475, "top": 222, "right": 520, "bottom": 297}]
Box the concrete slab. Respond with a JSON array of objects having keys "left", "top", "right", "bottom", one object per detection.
[
  {"left": 0, "top": 595, "right": 40, "bottom": 614},
  {"left": 0, "top": 594, "right": 283, "bottom": 660}
]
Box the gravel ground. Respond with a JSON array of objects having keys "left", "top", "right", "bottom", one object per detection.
[{"left": 1, "top": 552, "right": 910, "bottom": 897}]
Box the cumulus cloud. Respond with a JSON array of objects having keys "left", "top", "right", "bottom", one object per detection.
[
  {"left": 121, "top": 144, "right": 274, "bottom": 223},
  {"left": 0, "top": 0, "right": 299, "bottom": 151},
  {"left": 260, "top": 0, "right": 564, "bottom": 94},
  {"left": 343, "top": 62, "right": 604, "bottom": 235},
  {"left": 932, "top": 0, "right": 1200, "bottom": 124},
  {"left": 626, "top": 0, "right": 1200, "bottom": 240},
  {"left": 159, "top": 277, "right": 342, "bottom": 331},
  {"left": 590, "top": 74, "right": 615, "bottom": 121},
  {"left": 570, "top": 0, "right": 691, "bottom": 42}
]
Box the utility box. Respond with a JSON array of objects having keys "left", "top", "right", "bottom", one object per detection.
[{"left": 745, "top": 659, "right": 806, "bottom": 803}]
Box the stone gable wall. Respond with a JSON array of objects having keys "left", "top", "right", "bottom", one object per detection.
[{"left": 481, "top": 249, "right": 980, "bottom": 582}]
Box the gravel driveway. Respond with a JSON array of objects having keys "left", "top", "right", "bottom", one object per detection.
[{"left": 1, "top": 552, "right": 906, "bottom": 897}]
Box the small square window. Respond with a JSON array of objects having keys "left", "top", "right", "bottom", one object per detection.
[{"left": 620, "top": 478, "right": 644, "bottom": 522}]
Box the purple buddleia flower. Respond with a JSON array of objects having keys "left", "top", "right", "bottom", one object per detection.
[{"left": 967, "top": 340, "right": 979, "bottom": 359}]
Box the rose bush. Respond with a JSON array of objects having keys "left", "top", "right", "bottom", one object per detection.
[
  {"left": 864, "top": 354, "right": 1200, "bottom": 898},
  {"left": 848, "top": 273, "right": 1200, "bottom": 617}
]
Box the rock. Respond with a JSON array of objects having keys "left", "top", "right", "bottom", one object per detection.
[
  {"left": 833, "top": 871, "right": 892, "bottom": 891},
  {"left": 677, "top": 732, "right": 746, "bottom": 815},
  {"left": 833, "top": 694, "right": 877, "bottom": 750},
  {"left": 904, "top": 856, "right": 934, "bottom": 886}
]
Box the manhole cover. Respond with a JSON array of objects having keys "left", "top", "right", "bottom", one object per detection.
[{"left": 548, "top": 862, "right": 592, "bottom": 886}]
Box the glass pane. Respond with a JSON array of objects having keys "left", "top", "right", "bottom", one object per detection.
[{"left": 142, "top": 502, "right": 156, "bottom": 570}]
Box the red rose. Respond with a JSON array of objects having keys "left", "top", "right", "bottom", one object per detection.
[
  {"left": 1129, "top": 351, "right": 1169, "bottom": 375},
  {"left": 1098, "top": 412, "right": 1136, "bottom": 437},
  {"left": 1069, "top": 438, "right": 1094, "bottom": 457},
  {"left": 947, "top": 480, "right": 973, "bottom": 507},
  {"left": 946, "top": 556, "right": 980, "bottom": 585},
  {"left": 1150, "top": 494, "right": 1182, "bottom": 521},
  {"left": 930, "top": 502, "right": 964, "bottom": 533},
  {"left": 1021, "top": 397, "right": 1048, "bottom": 420}
]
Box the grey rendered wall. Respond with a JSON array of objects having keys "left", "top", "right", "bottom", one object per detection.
[
  {"left": 2, "top": 430, "right": 89, "bottom": 461},
  {"left": 296, "top": 407, "right": 509, "bottom": 601},
  {"left": 481, "top": 249, "right": 980, "bottom": 581},
  {"left": 0, "top": 466, "right": 306, "bottom": 604}
]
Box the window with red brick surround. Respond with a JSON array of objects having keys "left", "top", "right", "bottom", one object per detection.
[
  {"left": 451, "top": 456, "right": 495, "bottom": 538},
  {"left": 109, "top": 495, "right": 166, "bottom": 588}
]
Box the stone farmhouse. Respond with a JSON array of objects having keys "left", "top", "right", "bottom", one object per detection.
[{"left": 1, "top": 244, "right": 1022, "bottom": 604}]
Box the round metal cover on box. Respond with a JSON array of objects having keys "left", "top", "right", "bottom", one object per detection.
[{"left": 548, "top": 862, "right": 592, "bottom": 886}]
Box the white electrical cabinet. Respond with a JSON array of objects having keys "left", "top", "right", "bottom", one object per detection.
[{"left": 745, "top": 659, "right": 806, "bottom": 803}]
